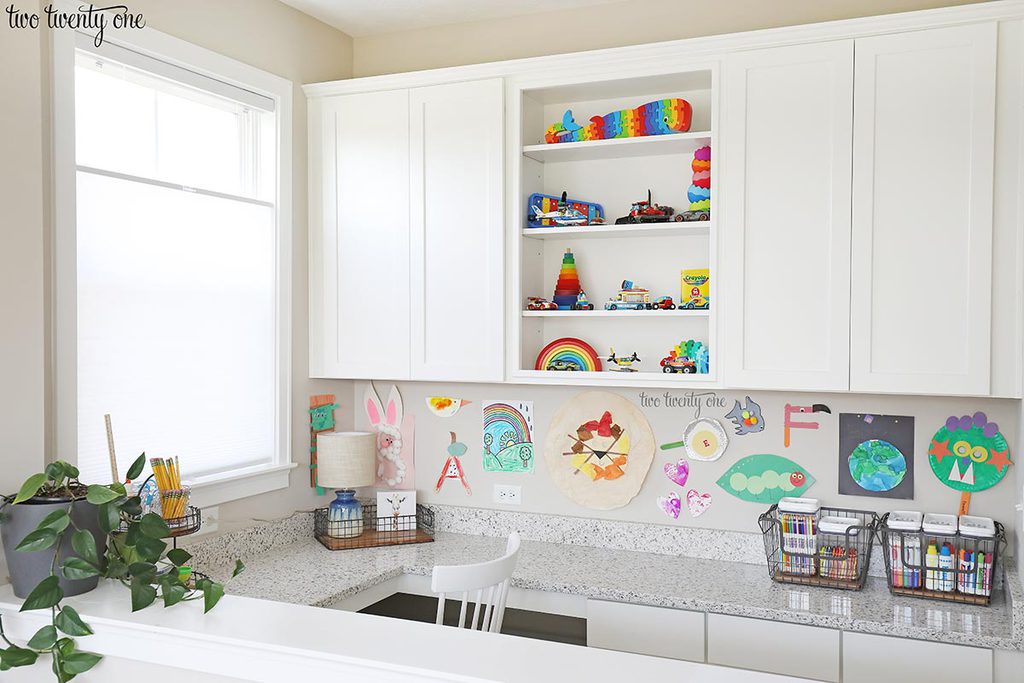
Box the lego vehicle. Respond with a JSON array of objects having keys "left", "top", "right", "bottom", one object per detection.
[
  {"left": 661, "top": 355, "right": 697, "bottom": 374},
  {"left": 614, "top": 190, "right": 681, "bottom": 224},
  {"left": 653, "top": 296, "right": 677, "bottom": 310},
  {"left": 679, "top": 209, "right": 710, "bottom": 222},
  {"left": 547, "top": 359, "right": 580, "bottom": 371},
  {"left": 526, "top": 296, "right": 558, "bottom": 311},
  {"left": 680, "top": 295, "right": 710, "bottom": 310},
  {"left": 607, "top": 349, "right": 641, "bottom": 372},
  {"left": 605, "top": 280, "right": 652, "bottom": 310},
  {"left": 572, "top": 290, "right": 594, "bottom": 310}
]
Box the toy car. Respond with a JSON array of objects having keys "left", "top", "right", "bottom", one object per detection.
[
  {"left": 572, "top": 290, "right": 594, "bottom": 310},
  {"left": 614, "top": 190, "right": 680, "bottom": 224},
  {"left": 679, "top": 209, "right": 710, "bottom": 221},
  {"left": 661, "top": 355, "right": 697, "bottom": 374},
  {"left": 605, "top": 280, "right": 652, "bottom": 310},
  {"left": 547, "top": 359, "right": 580, "bottom": 371},
  {"left": 653, "top": 296, "right": 676, "bottom": 310},
  {"left": 526, "top": 296, "right": 558, "bottom": 311},
  {"left": 680, "top": 295, "right": 710, "bottom": 310}
]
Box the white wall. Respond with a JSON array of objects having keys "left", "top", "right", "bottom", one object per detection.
[
  {"left": 352, "top": 0, "right": 989, "bottom": 76},
  {"left": 357, "top": 382, "right": 1021, "bottom": 541}
]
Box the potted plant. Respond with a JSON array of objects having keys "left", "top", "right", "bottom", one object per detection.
[{"left": 0, "top": 454, "right": 243, "bottom": 680}]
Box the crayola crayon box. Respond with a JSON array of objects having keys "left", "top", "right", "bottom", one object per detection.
[{"left": 680, "top": 269, "right": 710, "bottom": 309}]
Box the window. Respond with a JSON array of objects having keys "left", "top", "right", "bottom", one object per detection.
[{"left": 57, "top": 30, "right": 292, "bottom": 504}]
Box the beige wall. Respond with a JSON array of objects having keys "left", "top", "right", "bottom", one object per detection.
[
  {"left": 353, "top": 0, "right": 989, "bottom": 76},
  {"left": 0, "top": 1, "right": 355, "bottom": 539}
]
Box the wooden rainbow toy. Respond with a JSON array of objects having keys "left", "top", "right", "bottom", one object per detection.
[
  {"left": 545, "top": 98, "right": 692, "bottom": 144},
  {"left": 535, "top": 337, "right": 603, "bottom": 372}
]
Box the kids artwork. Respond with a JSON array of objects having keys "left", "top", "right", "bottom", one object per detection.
[
  {"left": 660, "top": 418, "right": 728, "bottom": 462},
  {"left": 725, "top": 396, "right": 764, "bottom": 435},
  {"left": 716, "top": 454, "right": 815, "bottom": 504},
  {"left": 544, "top": 391, "right": 655, "bottom": 510},
  {"left": 663, "top": 459, "right": 689, "bottom": 486},
  {"left": 686, "top": 489, "right": 712, "bottom": 517},
  {"left": 657, "top": 491, "right": 681, "bottom": 519},
  {"left": 364, "top": 385, "right": 415, "bottom": 488},
  {"left": 436, "top": 432, "right": 472, "bottom": 495},
  {"left": 376, "top": 490, "right": 416, "bottom": 533},
  {"left": 545, "top": 98, "right": 692, "bottom": 144},
  {"left": 784, "top": 403, "right": 832, "bottom": 448},
  {"left": 838, "top": 413, "right": 914, "bottom": 500},
  {"left": 308, "top": 394, "right": 339, "bottom": 494},
  {"left": 482, "top": 401, "right": 535, "bottom": 473},
  {"left": 425, "top": 396, "right": 471, "bottom": 417},
  {"left": 928, "top": 413, "right": 1011, "bottom": 513}
]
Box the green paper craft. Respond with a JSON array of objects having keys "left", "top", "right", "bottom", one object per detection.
[
  {"left": 310, "top": 403, "right": 339, "bottom": 431},
  {"left": 928, "top": 412, "right": 1012, "bottom": 493},
  {"left": 716, "top": 454, "right": 815, "bottom": 504}
]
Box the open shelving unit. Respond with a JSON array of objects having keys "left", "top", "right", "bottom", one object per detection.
[{"left": 509, "top": 67, "right": 719, "bottom": 386}]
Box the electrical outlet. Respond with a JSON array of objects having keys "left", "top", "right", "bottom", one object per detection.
[{"left": 493, "top": 484, "right": 522, "bottom": 506}]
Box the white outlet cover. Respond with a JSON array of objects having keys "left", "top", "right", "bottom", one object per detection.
[{"left": 493, "top": 484, "right": 522, "bottom": 505}]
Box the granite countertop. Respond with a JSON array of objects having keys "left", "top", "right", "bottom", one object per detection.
[{"left": 208, "top": 530, "right": 1023, "bottom": 652}]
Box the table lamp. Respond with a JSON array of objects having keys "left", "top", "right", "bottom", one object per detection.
[{"left": 317, "top": 431, "right": 377, "bottom": 538}]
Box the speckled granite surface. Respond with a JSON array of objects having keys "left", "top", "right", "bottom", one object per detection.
[{"left": 201, "top": 530, "right": 1023, "bottom": 652}]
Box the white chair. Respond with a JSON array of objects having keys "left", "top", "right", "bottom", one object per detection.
[{"left": 430, "top": 532, "right": 521, "bottom": 633}]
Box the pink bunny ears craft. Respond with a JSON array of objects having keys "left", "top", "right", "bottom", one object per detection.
[{"left": 365, "top": 384, "right": 412, "bottom": 488}]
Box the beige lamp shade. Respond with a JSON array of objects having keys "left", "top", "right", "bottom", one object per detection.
[{"left": 317, "top": 432, "right": 377, "bottom": 489}]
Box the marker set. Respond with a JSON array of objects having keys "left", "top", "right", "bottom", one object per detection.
[{"left": 881, "top": 511, "right": 1002, "bottom": 605}]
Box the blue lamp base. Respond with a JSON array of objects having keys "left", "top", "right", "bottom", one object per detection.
[{"left": 327, "top": 490, "right": 364, "bottom": 538}]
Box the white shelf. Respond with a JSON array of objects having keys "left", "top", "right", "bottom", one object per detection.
[
  {"left": 522, "top": 309, "right": 709, "bottom": 318},
  {"left": 522, "top": 131, "right": 711, "bottom": 163},
  {"left": 510, "top": 369, "right": 716, "bottom": 387},
  {"left": 522, "top": 222, "right": 710, "bottom": 239}
]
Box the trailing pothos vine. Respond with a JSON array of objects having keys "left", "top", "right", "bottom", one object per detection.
[{"left": 0, "top": 455, "right": 244, "bottom": 681}]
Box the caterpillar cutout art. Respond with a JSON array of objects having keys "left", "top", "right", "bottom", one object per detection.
[{"left": 544, "top": 98, "right": 692, "bottom": 144}]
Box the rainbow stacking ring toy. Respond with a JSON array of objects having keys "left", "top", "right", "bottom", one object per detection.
[{"left": 535, "top": 337, "right": 603, "bottom": 372}]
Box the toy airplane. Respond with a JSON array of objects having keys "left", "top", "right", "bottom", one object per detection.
[
  {"left": 530, "top": 191, "right": 589, "bottom": 225},
  {"left": 607, "top": 348, "right": 641, "bottom": 372}
]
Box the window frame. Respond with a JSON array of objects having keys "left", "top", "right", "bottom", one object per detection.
[{"left": 52, "top": 19, "right": 294, "bottom": 507}]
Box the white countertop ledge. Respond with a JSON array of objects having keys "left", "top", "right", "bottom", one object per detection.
[{"left": 0, "top": 582, "right": 801, "bottom": 682}]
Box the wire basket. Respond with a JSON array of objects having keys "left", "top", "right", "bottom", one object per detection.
[
  {"left": 878, "top": 513, "right": 1004, "bottom": 606},
  {"left": 117, "top": 505, "right": 202, "bottom": 538},
  {"left": 314, "top": 503, "right": 435, "bottom": 551},
  {"left": 759, "top": 505, "right": 877, "bottom": 590}
]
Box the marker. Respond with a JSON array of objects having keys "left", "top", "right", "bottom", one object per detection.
[{"left": 925, "top": 543, "right": 939, "bottom": 591}]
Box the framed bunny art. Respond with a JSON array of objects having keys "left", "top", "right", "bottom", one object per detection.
[{"left": 364, "top": 384, "right": 416, "bottom": 488}]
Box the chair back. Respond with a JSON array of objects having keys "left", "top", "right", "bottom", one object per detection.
[{"left": 430, "top": 532, "right": 521, "bottom": 633}]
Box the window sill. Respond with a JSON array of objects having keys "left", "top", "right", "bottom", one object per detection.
[{"left": 188, "top": 463, "right": 297, "bottom": 508}]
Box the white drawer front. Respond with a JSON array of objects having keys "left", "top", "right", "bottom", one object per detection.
[
  {"left": 707, "top": 613, "right": 839, "bottom": 682},
  {"left": 843, "top": 632, "right": 992, "bottom": 683},
  {"left": 587, "top": 599, "right": 705, "bottom": 662}
]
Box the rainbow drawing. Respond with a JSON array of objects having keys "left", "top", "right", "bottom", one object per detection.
[
  {"left": 482, "top": 401, "right": 534, "bottom": 473},
  {"left": 545, "top": 98, "right": 692, "bottom": 144},
  {"left": 535, "top": 337, "right": 603, "bottom": 372}
]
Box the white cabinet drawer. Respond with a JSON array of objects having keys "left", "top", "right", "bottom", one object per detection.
[
  {"left": 843, "top": 632, "right": 992, "bottom": 683},
  {"left": 707, "top": 614, "right": 839, "bottom": 682},
  {"left": 587, "top": 599, "right": 704, "bottom": 662}
]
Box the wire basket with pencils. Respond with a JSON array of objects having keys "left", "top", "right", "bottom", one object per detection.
[{"left": 150, "top": 457, "right": 201, "bottom": 535}]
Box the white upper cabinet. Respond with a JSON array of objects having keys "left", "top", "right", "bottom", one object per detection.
[
  {"left": 409, "top": 79, "right": 504, "bottom": 382},
  {"left": 850, "top": 23, "right": 997, "bottom": 395},
  {"left": 722, "top": 41, "right": 854, "bottom": 391},
  {"left": 310, "top": 90, "right": 411, "bottom": 380}
]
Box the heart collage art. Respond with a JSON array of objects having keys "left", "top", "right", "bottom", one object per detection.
[{"left": 658, "top": 458, "right": 712, "bottom": 519}]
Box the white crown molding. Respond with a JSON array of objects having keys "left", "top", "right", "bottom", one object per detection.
[{"left": 304, "top": 0, "right": 1024, "bottom": 96}]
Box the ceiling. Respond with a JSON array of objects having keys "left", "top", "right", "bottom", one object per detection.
[{"left": 280, "top": 0, "right": 625, "bottom": 37}]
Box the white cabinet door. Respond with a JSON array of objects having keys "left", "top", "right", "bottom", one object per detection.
[
  {"left": 310, "top": 91, "right": 411, "bottom": 379},
  {"left": 843, "top": 632, "right": 992, "bottom": 683},
  {"left": 587, "top": 599, "right": 705, "bottom": 663},
  {"left": 721, "top": 41, "right": 853, "bottom": 391},
  {"left": 409, "top": 79, "right": 504, "bottom": 382},
  {"left": 707, "top": 614, "right": 840, "bottom": 682},
  {"left": 850, "top": 24, "right": 996, "bottom": 395}
]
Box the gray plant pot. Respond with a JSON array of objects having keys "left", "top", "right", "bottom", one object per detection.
[{"left": 1, "top": 496, "right": 108, "bottom": 599}]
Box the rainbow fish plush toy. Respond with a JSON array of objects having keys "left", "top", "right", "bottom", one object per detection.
[{"left": 545, "top": 98, "right": 692, "bottom": 144}]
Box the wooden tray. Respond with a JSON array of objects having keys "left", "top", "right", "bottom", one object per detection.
[
  {"left": 889, "top": 585, "right": 992, "bottom": 606},
  {"left": 771, "top": 570, "right": 864, "bottom": 591},
  {"left": 315, "top": 528, "right": 434, "bottom": 551}
]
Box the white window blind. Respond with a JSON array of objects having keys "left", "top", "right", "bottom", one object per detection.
[{"left": 73, "top": 45, "right": 281, "bottom": 486}]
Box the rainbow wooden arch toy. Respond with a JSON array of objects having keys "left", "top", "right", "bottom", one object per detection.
[
  {"left": 545, "top": 98, "right": 692, "bottom": 144},
  {"left": 535, "top": 337, "right": 603, "bottom": 372}
]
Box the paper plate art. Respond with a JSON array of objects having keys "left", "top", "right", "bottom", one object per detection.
[
  {"left": 544, "top": 391, "right": 655, "bottom": 510},
  {"left": 659, "top": 418, "right": 728, "bottom": 462},
  {"left": 482, "top": 401, "right": 535, "bottom": 473},
  {"left": 364, "top": 385, "right": 415, "bottom": 488},
  {"left": 716, "top": 454, "right": 815, "bottom": 504},
  {"left": 928, "top": 412, "right": 1012, "bottom": 493}
]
